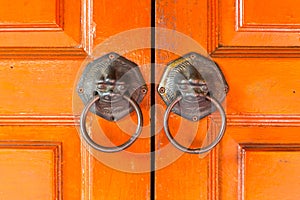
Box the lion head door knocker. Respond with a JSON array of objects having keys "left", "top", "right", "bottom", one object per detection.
[
  {"left": 77, "top": 52, "right": 147, "bottom": 153},
  {"left": 158, "top": 52, "right": 229, "bottom": 154}
]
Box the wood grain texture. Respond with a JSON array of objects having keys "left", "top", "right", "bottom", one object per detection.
[
  {"left": 0, "top": 0, "right": 91, "bottom": 57},
  {"left": 0, "top": 0, "right": 63, "bottom": 30},
  {"left": 156, "top": 0, "right": 300, "bottom": 199},
  {"left": 2, "top": 0, "right": 300, "bottom": 199},
  {"left": 0, "top": 0, "right": 151, "bottom": 199},
  {"left": 155, "top": 1, "right": 211, "bottom": 199},
  {"left": 83, "top": 1, "right": 151, "bottom": 199},
  {"left": 0, "top": 126, "right": 81, "bottom": 199},
  {"left": 209, "top": 0, "right": 300, "bottom": 57},
  {"left": 220, "top": 127, "right": 300, "bottom": 200},
  {"left": 1, "top": 114, "right": 300, "bottom": 127},
  {"left": 0, "top": 0, "right": 151, "bottom": 197},
  {"left": 0, "top": 142, "right": 61, "bottom": 200},
  {"left": 214, "top": 58, "right": 300, "bottom": 114},
  {"left": 241, "top": 145, "right": 300, "bottom": 200},
  {"left": 238, "top": 0, "right": 300, "bottom": 31},
  {"left": 0, "top": 59, "right": 82, "bottom": 114},
  {"left": 0, "top": 115, "right": 79, "bottom": 126}
]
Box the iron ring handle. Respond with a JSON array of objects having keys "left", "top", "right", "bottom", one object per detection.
[
  {"left": 80, "top": 94, "right": 143, "bottom": 153},
  {"left": 163, "top": 95, "right": 226, "bottom": 154}
]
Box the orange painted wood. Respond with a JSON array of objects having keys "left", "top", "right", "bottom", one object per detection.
[
  {"left": 220, "top": 0, "right": 300, "bottom": 47},
  {"left": 2, "top": 0, "right": 300, "bottom": 199},
  {"left": 155, "top": 1, "right": 212, "bottom": 199},
  {"left": 87, "top": 1, "right": 151, "bottom": 197},
  {"left": 0, "top": 0, "right": 82, "bottom": 53},
  {"left": 215, "top": 58, "right": 300, "bottom": 114},
  {"left": 244, "top": 149, "right": 300, "bottom": 199},
  {"left": 242, "top": 0, "right": 300, "bottom": 25},
  {"left": 156, "top": 0, "right": 300, "bottom": 199},
  {"left": 0, "top": 0, "right": 151, "bottom": 199},
  {"left": 0, "top": 59, "right": 82, "bottom": 114},
  {"left": 0, "top": 126, "right": 81, "bottom": 199},
  {"left": 220, "top": 127, "right": 300, "bottom": 200},
  {"left": 210, "top": 0, "right": 300, "bottom": 57},
  {"left": 0, "top": 143, "right": 60, "bottom": 199},
  {"left": 0, "top": 0, "right": 57, "bottom": 24}
]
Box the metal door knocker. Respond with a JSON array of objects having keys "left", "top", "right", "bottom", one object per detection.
[
  {"left": 158, "top": 52, "right": 228, "bottom": 154},
  {"left": 77, "top": 52, "right": 147, "bottom": 153}
]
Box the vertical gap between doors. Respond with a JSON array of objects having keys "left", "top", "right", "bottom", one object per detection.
[{"left": 150, "top": 0, "right": 156, "bottom": 199}]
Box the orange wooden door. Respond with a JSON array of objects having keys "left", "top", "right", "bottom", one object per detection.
[
  {"left": 1, "top": 0, "right": 300, "bottom": 200},
  {"left": 155, "top": 0, "right": 300, "bottom": 199},
  {"left": 0, "top": 0, "right": 151, "bottom": 199}
]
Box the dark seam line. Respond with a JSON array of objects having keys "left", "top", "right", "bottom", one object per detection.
[{"left": 150, "top": 0, "right": 156, "bottom": 199}]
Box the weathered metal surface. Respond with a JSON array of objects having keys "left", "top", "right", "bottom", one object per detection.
[
  {"left": 158, "top": 52, "right": 228, "bottom": 121},
  {"left": 77, "top": 52, "right": 147, "bottom": 121}
]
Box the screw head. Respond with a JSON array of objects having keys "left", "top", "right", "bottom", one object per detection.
[
  {"left": 78, "top": 88, "right": 84, "bottom": 93},
  {"left": 141, "top": 87, "right": 147, "bottom": 94},
  {"left": 192, "top": 116, "right": 198, "bottom": 121},
  {"left": 108, "top": 54, "right": 115, "bottom": 59},
  {"left": 159, "top": 87, "right": 165, "bottom": 94}
]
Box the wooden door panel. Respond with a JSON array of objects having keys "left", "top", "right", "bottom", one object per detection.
[
  {"left": 215, "top": 58, "right": 300, "bottom": 114},
  {"left": 219, "top": 0, "right": 300, "bottom": 47},
  {"left": 0, "top": 126, "right": 81, "bottom": 199},
  {"left": 220, "top": 126, "right": 300, "bottom": 200},
  {"left": 0, "top": 0, "right": 58, "bottom": 25},
  {"left": 84, "top": 63, "right": 151, "bottom": 199},
  {"left": 0, "top": 59, "right": 81, "bottom": 114},
  {"left": 0, "top": 0, "right": 87, "bottom": 57},
  {"left": 155, "top": 1, "right": 212, "bottom": 199},
  {"left": 86, "top": 1, "right": 151, "bottom": 199},
  {"left": 210, "top": 0, "right": 300, "bottom": 57},
  {"left": 0, "top": 142, "right": 60, "bottom": 199},
  {"left": 93, "top": 0, "right": 151, "bottom": 46},
  {"left": 156, "top": 0, "right": 300, "bottom": 199},
  {"left": 243, "top": 149, "right": 300, "bottom": 199},
  {"left": 0, "top": 0, "right": 151, "bottom": 199},
  {"left": 240, "top": 0, "right": 300, "bottom": 27},
  {"left": 2, "top": 0, "right": 299, "bottom": 199}
]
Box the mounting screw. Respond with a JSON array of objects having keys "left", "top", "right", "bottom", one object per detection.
[
  {"left": 141, "top": 86, "right": 147, "bottom": 94},
  {"left": 192, "top": 116, "right": 198, "bottom": 121},
  {"left": 190, "top": 54, "right": 196, "bottom": 59},
  {"left": 108, "top": 54, "right": 115, "bottom": 60},
  {"left": 159, "top": 87, "right": 165, "bottom": 94},
  {"left": 78, "top": 88, "right": 84, "bottom": 93}
]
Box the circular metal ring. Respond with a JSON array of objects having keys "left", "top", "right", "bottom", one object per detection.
[
  {"left": 80, "top": 94, "right": 143, "bottom": 153},
  {"left": 163, "top": 95, "right": 226, "bottom": 154}
]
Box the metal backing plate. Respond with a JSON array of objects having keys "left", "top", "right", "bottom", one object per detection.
[
  {"left": 158, "top": 52, "right": 228, "bottom": 121},
  {"left": 77, "top": 52, "right": 147, "bottom": 121}
]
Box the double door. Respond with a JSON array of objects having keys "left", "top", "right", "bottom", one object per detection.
[{"left": 0, "top": 0, "right": 300, "bottom": 199}]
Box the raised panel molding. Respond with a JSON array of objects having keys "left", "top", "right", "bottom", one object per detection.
[
  {"left": 227, "top": 114, "right": 300, "bottom": 127},
  {"left": 0, "top": 0, "right": 63, "bottom": 31},
  {"left": 0, "top": 114, "right": 79, "bottom": 126},
  {"left": 0, "top": 114, "right": 300, "bottom": 126},
  {"left": 238, "top": 144, "right": 300, "bottom": 199},
  {"left": 237, "top": 0, "right": 300, "bottom": 32},
  {"left": 219, "top": 127, "right": 300, "bottom": 199},
  {"left": 0, "top": 142, "right": 62, "bottom": 199},
  {"left": 208, "top": 0, "right": 300, "bottom": 57},
  {"left": 0, "top": 0, "right": 93, "bottom": 58}
]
